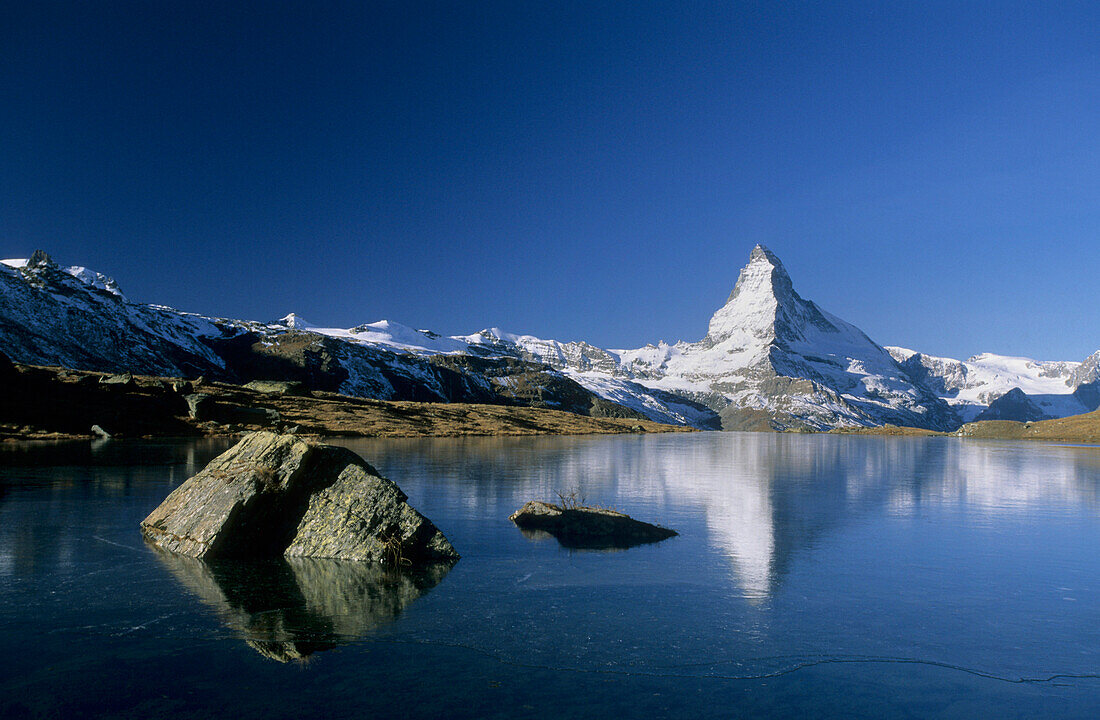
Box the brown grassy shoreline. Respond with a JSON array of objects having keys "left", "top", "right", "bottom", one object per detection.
[
  {"left": 0, "top": 363, "right": 693, "bottom": 441},
  {"left": 829, "top": 409, "right": 1100, "bottom": 445}
]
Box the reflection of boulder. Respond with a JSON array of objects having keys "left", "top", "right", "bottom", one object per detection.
[
  {"left": 510, "top": 500, "right": 677, "bottom": 550},
  {"left": 149, "top": 546, "right": 452, "bottom": 662},
  {"left": 141, "top": 431, "right": 458, "bottom": 564}
]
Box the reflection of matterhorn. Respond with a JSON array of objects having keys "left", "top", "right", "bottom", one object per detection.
[
  {"left": 640, "top": 433, "right": 1100, "bottom": 601},
  {"left": 150, "top": 549, "right": 452, "bottom": 662}
]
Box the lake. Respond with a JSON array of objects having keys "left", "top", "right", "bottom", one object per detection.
[{"left": 2, "top": 433, "right": 1100, "bottom": 718}]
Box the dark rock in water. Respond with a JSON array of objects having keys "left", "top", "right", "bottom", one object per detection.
[
  {"left": 244, "top": 380, "right": 312, "bottom": 397},
  {"left": 148, "top": 548, "right": 452, "bottom": 662},
  {"left": 140, "top": 431, "right": 459, "bottom": 565},
  {"left": 509, "top": 501, "right": 677, "bottom": 550},
  {"left": 100, "top": 372, "right": 135, "bottom": 388},
  {"left": 172, "top": 380, "right": 194, "bottom": 394}
]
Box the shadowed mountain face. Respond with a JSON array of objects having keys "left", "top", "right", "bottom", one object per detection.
[
  {"left": 975, "top": 388, "right": 1049, "bottom": 422},
  {"left": 150, "top": 548, "right": 452, "bottom": 662}
]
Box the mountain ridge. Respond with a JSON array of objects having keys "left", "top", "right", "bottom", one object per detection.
[{"left": 2, "top": 246, "right": 1094, "bottom": 431}]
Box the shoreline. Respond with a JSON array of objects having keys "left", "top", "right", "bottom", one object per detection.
[
  {"left": 829, "top": 413, "right": 1100, "bottom": 445},
  {"left": 1, "top": 363, "right": 693, "bottom": 441}
]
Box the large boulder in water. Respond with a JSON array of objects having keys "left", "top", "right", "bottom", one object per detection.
[{"left": 140, "top": 431, "right": 458, "bottom": 564}]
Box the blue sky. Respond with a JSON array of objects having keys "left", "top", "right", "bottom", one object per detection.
[{"left": 2, "top": 2, "right": 1098, "bottom": 360}]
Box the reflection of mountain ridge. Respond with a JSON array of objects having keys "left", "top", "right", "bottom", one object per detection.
[
  {"left": 343, "top": 434, "right": 1100, "bottom": 602},
  {"left": 150, "top": 547, "right": 451, "bottom": 662}
]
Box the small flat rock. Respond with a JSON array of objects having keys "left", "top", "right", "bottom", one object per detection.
[
  {"left": 140, "top": 431, "right": 458, "bottom": 565},
  {"left": 509, "top": 500, "right": 677, "bottom": 550},
  {"left": 100, "top": 372, "right": 135, "bottom": 388}
]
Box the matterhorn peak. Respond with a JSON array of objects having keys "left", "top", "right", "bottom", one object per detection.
[
  {"left": 733, "top": 244, "right": 794, "bottom": 301},
  {"left": 706, "top": 244, "right": 799, "bottom": 342}
]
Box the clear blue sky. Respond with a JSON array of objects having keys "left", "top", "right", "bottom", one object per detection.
[{"left": 2, "top": 2, "right": 1098, "bottom": 360}]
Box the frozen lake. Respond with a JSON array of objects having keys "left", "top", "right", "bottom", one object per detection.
[{"left": 3, "top": 432, "right": 1100, "bottom": 718}]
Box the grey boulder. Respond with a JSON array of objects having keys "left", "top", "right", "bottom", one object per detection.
[
  {"left": 140, "top": 431, "right": 458, "bottom": 565},
  {"left": 244, "top": 380, "right": 312, "bottom": 397}
]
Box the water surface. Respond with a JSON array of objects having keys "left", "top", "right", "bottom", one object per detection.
[{"left": 2, "top": 433, "right": 1100, "bottom": 718}]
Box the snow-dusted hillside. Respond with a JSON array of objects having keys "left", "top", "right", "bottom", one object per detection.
[
  {"left": 0, "top": 251, "right": 226, "bottom": 377},
  {"left": 0, "top": 251, "right": 717, "bottom": 427},
  {"left": 887, "top": 347, "right": 1094, "bottom": 422}
]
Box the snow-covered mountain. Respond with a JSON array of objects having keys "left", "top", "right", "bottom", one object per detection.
[
  {"left": 434, "top": 246, "right": 956, "bottom": 430},
  {"left": 1, "top": 246, "right": 1094, "bottom": 431},
  {"left": 604, "top": 245, "right": 957, "bottom": 430},
  {"left": 0, "top": 250, "right": 226, "bottom": 377},
  {"left": 887, "top": 347, "right": 1097, "bottom": 423}
]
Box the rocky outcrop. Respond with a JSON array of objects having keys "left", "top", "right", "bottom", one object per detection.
[
  {"left": 0, "top": 364, "right": 196, "bottom": 439},
  {"left": 140, "top": 431, "right": 458, "bottom": 564},
  {"left": 184, "top": 392, "right": 279, "bottom": 427},
  {"left": 509, "top": 500, "right": 677, "bottom": 550},
  {"left": 100, "top": 372, "right": 136, "bottom": 388},
  {"left": 974, "top": 387, "right": 1049, "bottom": 423},
  {"left": 243, "top": 380, "right": 312, "bottom": 397}
]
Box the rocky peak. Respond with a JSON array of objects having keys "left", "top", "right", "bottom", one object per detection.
[
  {"left": 735, "top": 245, "right": 793, "bottom": 298},
  {"left": 705, "top": 244, "right": 833, "bottom": 344},
  {"left": 27, "top": 250, "right": 56, "bottom": 270},
  {"left": 278, "top": 313, "right": 313, "bottom": 329},
  {"left": 724, "top": 245, "right": 796, "bottom": 305},
  {"left": 1068, "top": 350, "right": 1100, "bottom": 389}
]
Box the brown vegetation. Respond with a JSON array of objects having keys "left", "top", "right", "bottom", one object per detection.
[
  {"left": 0, "top": 363, "right": 692, "bottom": 441},
  {"left": 830, "top": 411, "right": 1100, "bottom": 444}
]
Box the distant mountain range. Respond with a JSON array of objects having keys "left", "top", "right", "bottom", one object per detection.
[{"left": 2, "top": 247, "right": 1096, "bottom": 431}]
